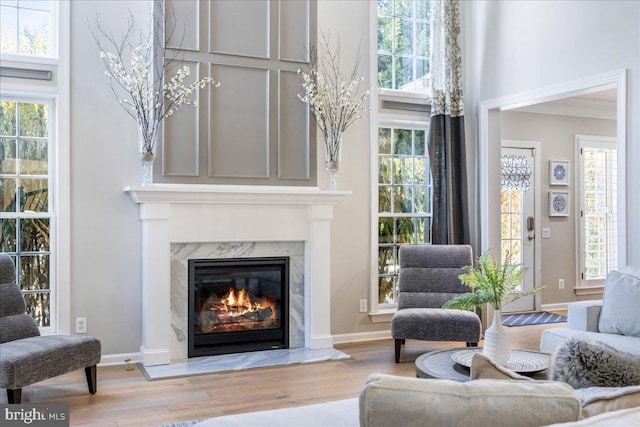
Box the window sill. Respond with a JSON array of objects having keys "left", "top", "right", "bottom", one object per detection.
[
  {"left": 368, "top": 308, "right": 396, "bottom": 323},
  {"left": 378, "top": 88, "right": 431, "bottom": 104},
  {"left": 574, "top": 286, "right": 604, "bottom": 296}
]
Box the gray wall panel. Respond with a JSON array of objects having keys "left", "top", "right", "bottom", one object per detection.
[
  {"left": 209, "top": 64, "right": 269, "bottom": 178},
  {"left": 166, "top": 0, "right": 199, "bottom": 51},
  {"left": 278, "top": 70, "right": 309, "bottom": 179},
  {"left": 210, "top": 0, "right": 269, "bottom": 59},
  {"left": 162, "top": 60, "right": 200, "bottom": 176},
  {"left": 279, "top": 0, "right": 309, "bottom": 62},
  {"left": 155, "top": 0, "right": 316, "bottom": 186}
]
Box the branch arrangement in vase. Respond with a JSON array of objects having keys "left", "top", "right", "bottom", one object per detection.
[
  {"left": 298, "top": 34, "right": 371, "bottom": 166},
  {"left": 91, "top": 9, "right": 220, "bottom": 159}
]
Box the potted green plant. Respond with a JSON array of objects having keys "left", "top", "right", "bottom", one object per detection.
[{"left": 443, "top": 249, "right": 546, "bottom": 365}]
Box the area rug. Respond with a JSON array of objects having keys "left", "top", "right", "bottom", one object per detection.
[
  {"left": 155, "top": 398, "right": 359, "bottom": 427},
  {"left": 502, "top": 312, "right": 567, "bottom": 327}
]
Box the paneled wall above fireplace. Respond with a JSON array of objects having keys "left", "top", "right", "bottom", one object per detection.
[{"left": 156, "top": 0, "right": 317, "bottom": 186}]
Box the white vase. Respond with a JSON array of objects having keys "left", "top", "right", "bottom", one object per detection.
[{"left": 482, "top": 310, "right": 511, "bottom": 366}]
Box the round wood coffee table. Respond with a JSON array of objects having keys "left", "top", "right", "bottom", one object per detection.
[{"left": 415, "top": 348, "right": 550, "bottom": 382}]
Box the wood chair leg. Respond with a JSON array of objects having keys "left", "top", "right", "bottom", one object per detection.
[
  {"left": 394, "top": 339, "right": 402, "bottom": 363},
  {"left": 85, "top": 365, "right": 97, "bottom": 394},
  {"left": 7, "top": 388, "right": 21, "bottom": 404}
]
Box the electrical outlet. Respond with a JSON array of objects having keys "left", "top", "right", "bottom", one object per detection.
[
  {"left": 558, "top": 279, "right": 565, "bottom": 289},
  {"left": 76, "top": 317, "right": 87, "bottom": 334},
  {"left": 542, "top": 228, "right": 551, "bottom": 239},
  {"left": 359, "top": 299, "right": 367, "bottom": 313}
]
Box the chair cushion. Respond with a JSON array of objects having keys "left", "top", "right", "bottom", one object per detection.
[
  {"left": 0, "top": 283, "right": 40, "bottom": 344},
  {"left": 0, "top": 254, "right": 16, "bottom": 284},
  {"left": 0, "top": 335, "right": 101, "bottom": 389},
  {"left": 598, "top": 270, "right": 640, "bottom": 337},
  {"left": 549, "top": 338, "right": 640, "bottom": 388},
  {"left": 0, "top": 313, "right": 41, "bottom": 344},
  {"left": 391, "top": 308, "right": 481, "bottom": 342}
]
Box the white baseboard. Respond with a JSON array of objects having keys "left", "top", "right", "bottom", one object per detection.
[
  {"left": 541, "top": 302, "right": 569, "bottom": 312},
  {"left": 99, "top": 352, "right": 141, "bottom": 367},
  {"left": 332, "top": 329, "right": 391, "bottom": 345}
]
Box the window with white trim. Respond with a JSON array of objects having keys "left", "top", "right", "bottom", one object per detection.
[
  {"left": 577, "top": 136, "right": 617, "bottom": 287},
  {"left": 0, "top": 99, "right": 53, "bottom": 327},
  {"left": 371, "top": 0, "right": 432, "bottom": 313},
  {"left": 0, "top": 0, "right": 56, "bottom": 57},
  {"left": 377, "top": 0, "right": 430, "bottom": 92},
  {"left": 1, "top": 0, "right": 62, "bottom": 332}
]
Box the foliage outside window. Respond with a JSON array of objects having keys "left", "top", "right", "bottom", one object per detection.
[
  {"left": 0, "top": 100, "right": 52, "bottom": 327},
  {"left": 377, "top": 126, "right": 431, "bottom": 306},
  {"left": 0, "top": 0, "right": 54, "bottom": 57},
  {"left": 377, "top": 0, "right": 430, "bottom": 92},
  {"left": 500, "top": 188, "right": 524, "bottom": 291},
  {"left": 580, "top": 144, "right": 618, "bottom": 283}
]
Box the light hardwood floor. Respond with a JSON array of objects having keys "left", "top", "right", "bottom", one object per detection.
[{"left": 1, "top": 322, "right": 563, "bottom": 426}]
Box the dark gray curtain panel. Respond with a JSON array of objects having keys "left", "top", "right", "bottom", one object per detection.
[
  {"left": 428, "top": 0, "right": 469, "bottom": 244},
  {"left": 428, "top": 114, "right": 469, "bottom": 244}
]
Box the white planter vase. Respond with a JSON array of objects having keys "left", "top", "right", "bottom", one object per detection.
[{"left": 482, "top": 310, "right": 511, "bottom": 366}]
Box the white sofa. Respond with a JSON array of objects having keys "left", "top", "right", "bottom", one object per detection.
[{"left": 540, "top": 266, "right": 640, "bottom": 356}]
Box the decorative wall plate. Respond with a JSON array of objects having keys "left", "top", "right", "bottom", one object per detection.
[
  {"left": 549, "top": 160, "right": 570, "bottom": 185},
  {"left": 549, "top": 191, "right": 569, "bottom": 216}
]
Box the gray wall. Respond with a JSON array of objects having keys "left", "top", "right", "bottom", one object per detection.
[
  {"left": 465, "top": 0, "right": 640, "bottom": 267},
  {"left": 156, "top": 0, "right": 316, "bottom": 185},
  {"left": 501, "top": 111, "right": 617, "bottom": 305},
  {"left": 68, "top": 0, "right": 640, "bottom": 356}
]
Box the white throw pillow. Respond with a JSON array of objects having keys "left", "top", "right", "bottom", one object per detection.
[{"left": 598, "top": 270, "right": 640, "bottom": 337}]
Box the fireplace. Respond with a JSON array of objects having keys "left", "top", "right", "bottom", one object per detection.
[{"left": 188, "top": 257, "right": 289, "bottom": 357}]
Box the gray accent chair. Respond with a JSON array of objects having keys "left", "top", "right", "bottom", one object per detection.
[
  {"left": 391, "top": 244, "right": 482, "bottom": 363},
  {"left": 0, "top": 253, "right": 101, "bottom": 403}
]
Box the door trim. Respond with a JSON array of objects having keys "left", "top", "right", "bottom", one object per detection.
[
  {"left": 502, "top": 140, "right": 542, "bottom": 312},
  {"left": 479, "top": 70, "right": 628, "bottom": 279}
]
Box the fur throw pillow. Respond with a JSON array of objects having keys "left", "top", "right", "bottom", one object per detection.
[{"left": 549, "top": 338, "right": 640, "bottom": 388}]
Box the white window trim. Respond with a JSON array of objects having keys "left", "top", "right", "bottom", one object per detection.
[
  {"left": 574, "top": 134, "right": 617, "bottom": 291},
  {"left": 0, "top": 1, "right": 70, "bottom": 334},
  {"left": 368, "top": 1, "right": 433, "bottom": 320}
]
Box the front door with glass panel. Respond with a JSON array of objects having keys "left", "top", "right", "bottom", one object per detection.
[{"left": 501, "top": 146, "right": 536, "bottom": 313}]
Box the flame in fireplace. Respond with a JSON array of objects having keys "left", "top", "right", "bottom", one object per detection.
[
  {"left": 198, "top": 287, "right": 279, "bottom": 334},
  {"left": 223, "top": 288, "right": 271, "bottom": 315}
]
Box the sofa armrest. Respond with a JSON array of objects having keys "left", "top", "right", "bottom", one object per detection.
[
  {"left": 567, "top": 300, "right": 603, "bottom": 332},
  {"left": 359, "top": 374, "right": 580, "bottom": 427}
]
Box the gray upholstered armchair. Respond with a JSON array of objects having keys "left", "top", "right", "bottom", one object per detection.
[
  {"left": 391, "top": 244, "right": 482, "bottom": 363},
  {"left": 0, "top": 253, "right": 101, "bottom": 403}
]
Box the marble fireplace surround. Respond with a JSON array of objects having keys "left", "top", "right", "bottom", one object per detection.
[
  {"left": 170, "top": 241, "right": 305, "bottom": 361},
  {"left": 125, "top": 184, "right": 349, "bottom": 366}
]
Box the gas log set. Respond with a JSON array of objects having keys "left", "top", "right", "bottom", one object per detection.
[{"left": 188, "top": 257, "right": 289, "bottom": 357}]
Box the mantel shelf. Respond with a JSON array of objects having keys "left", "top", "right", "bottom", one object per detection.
[{"left": 124, "top": 184, "right": 351, "bottom": 205}]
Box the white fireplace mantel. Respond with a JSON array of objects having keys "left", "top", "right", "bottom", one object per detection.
[{"left": 124, "top": 184, "right": 350, "bottom": 366}]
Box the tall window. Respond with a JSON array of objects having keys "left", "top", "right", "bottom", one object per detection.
[
  {"left": 372, "top": 1, "right": 431, "bottom": 313},
  {"left": 1, "top": 0, "right": 61, "bottom": 331},
  {"left": 0, "top": 100, "right": 52, "bottom": 326},
  {"left": 577, "top": 136, "right": 617, "bottom": 287},
  {"left": 377, "top": 126, "right": 431, "bottom": 306},
  {"left": 377, "top": 0, "right": 430, "bottom": 92}
]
